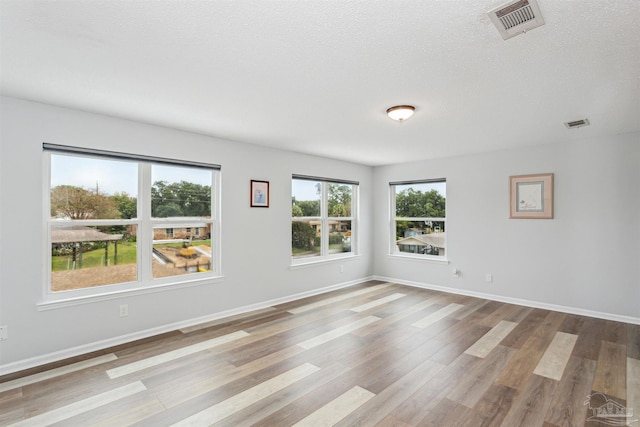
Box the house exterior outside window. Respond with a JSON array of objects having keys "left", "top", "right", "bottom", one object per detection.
[
  {"left": 390, "top": 179, "right": 446, "bottom": 260},
  {"left": 291, "top": 175, "right": 358, "bottom": 264},
  {"left": 45, "top": 144, "right": 220, "bottom": 303}
]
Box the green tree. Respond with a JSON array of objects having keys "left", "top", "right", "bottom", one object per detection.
[
  {"left": 152, "top": 180, "right": 211, "bottom": 217},
  {"left": 395, "top": 189, "right": 445, "bottom": 218},
  {"left": 51, "top": 185, "right": 120, "bottom": 219},
  {"left": 155, "top": 202, "right": 183, "bottom": 218},
  {"left": 292, "top": 200, "right": 320, "bottom": 217},
  {"left": 328, "top": 184, "right": 352, "bottom": 217},
  {"left": 112, "top": 192, "right": 137, "bottom": 219},
  {"left": 292, "top": 222, "right": 316, "bottom": 250},
  {"left": 291, "top": 203, "right": 304, "bottom": 217}
]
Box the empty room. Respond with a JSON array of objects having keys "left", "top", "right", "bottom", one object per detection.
[{"left": 0, "top": 0, "right": 638, "bottom": 426}]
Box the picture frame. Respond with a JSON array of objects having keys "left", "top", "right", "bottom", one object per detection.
[
  {"left": 250, "top": 180, "right": 269, "bottom": 207},
  {"left": 509, "top": 173, "right": 554, "bottom": 219}
]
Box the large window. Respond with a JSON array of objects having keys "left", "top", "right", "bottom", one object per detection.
[
  {"left": 45, "top": 144, "right": 220, "bottom": 300},
  {"left": 391, "top": 179, "right": 446, "bottom": 259},
  {"left": 291, "top": 175, "right": 357, "bottom": 262}
]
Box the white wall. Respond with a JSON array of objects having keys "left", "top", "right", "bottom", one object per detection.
[
  {"left": 1, "top": 96, "right": 638, "bottom": 374},
  {"left": 0, "top": 97, "right": 373, "bottom": 370},
  {"left": 373, "top": 132, "right": 640, "bottom": 320}
]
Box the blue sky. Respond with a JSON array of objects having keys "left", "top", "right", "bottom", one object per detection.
[
  {"left": 291, "top": 179, "right": 320, "bottom": 202},
  {"left": 51, "top": 154, "right": 211, "bottom": 196}
]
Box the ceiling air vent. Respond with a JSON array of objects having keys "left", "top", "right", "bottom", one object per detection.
[
  {"left": 564, "top": 119, "right": 590, "bottom": 129},
  {"left": 488, "top": 0, "right": 545, "bottom": 40}
]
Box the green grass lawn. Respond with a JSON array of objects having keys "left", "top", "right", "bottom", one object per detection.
[
  {"left": 52, "top": 240, "right": 212, "bottom": 271},
  {"left": 52, "top": 241, "right": 136, "bottom": 271},
  {"left": 292, "top": 246, "right": 321, "bottom": 256},
  {"left": 154, "top": 239, "right": 211, "bottom": 249}
]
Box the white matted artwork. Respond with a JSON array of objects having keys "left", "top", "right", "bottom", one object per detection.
[{"left": 509, "top": 173, "right": 554, "bottom": 219}]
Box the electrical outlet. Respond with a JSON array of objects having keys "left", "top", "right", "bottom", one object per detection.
[
  {"left": 0, "top": 325, "right": 8, "bottom": 340},
  {"left": 119, "top": 304, "right": 128, "bottom": 317},
  {"left": 485, "top": 274, "right": 493, "bottom": 283},
  {"left": 340, "top": 265, "right": 344, "bottom": 273}
]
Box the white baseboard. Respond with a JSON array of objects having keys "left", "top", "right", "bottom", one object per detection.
[
  {"left": 0, "top": 277, "right": 373, "bottom": 376},
  {"left": 374, "top": 275, "right": 640, "bottom": 325}
]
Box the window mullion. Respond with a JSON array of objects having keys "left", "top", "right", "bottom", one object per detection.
[
  {"left": 321, "top": 182, "right": 329, "bottom": 256},
  {"left": 139, "top": 163, "right": 152, "bottom": 282},
  {"left": 390, "top": 185, "right": 397, "bottom": 254}
]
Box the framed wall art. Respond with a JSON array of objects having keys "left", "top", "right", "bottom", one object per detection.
[
  {"left": 250, "top": 180, "right": 269, "bottom": 207},
  {"left": 509, "top": 173, "right": 554, "bottom": 219}
]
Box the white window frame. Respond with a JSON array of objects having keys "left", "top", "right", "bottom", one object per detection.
[
  {"left": 390, "top": 179, "right": 448, "bottom": 263},
  {"left": 42, "top": 144, "right": 222, "bottom": 308},
  {"left": 291, "top": 175, "right": 358, "bottom": 266}
]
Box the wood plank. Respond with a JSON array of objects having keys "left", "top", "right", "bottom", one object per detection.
[
  {"left": 627, "top": 357, "right": 640, "bottom": 427},
  {"left": 0, "top": 354, "right": 118, "bottom": 393},
  {"left": 572, "top": 317, "right": 606, "bottom": 360},
  {"left": 628, "top": 324, "right": 640, "bottom": 360},
  {"left": 559, "top": 313, "right": 587, "bottom": 335},
  {"left": 150, "top": 345, "right": 305, "bottom": 408},
  {"left": 502, "top": 305, "right": 533, "bottom": 323},
  {"left": 333, "top": 358, "right": 445, "bottom": 426},
  {"left": 447, "top": 345, "right": 517, "bottom": 408},
  {"left": 106, "top": 330, "right": 249, "bottom": 379},
  {"left": 179, "top": 306, "right": 281, "bottom": 333},
  {"left": 456, "top": 383, "right": 518, "bottom": 427},
  {"left": 449, "top": 298, "right": 489, "bottom": 321},
  {"left": 297, "top": 316, "right": 380, "bottom": 349},
  {"left": 250, "top": 362, "right": 372, "bottom": 426},
  {"left": 291, "top": 386, "right": 375, "bottom": 427},
  {"left": 386, "top": 354, "right": 480, "bottom": 425},
  {"left": 286, "top": 284, "right": 391, "bottom": 313},
  {"left": 501, "top": 375, "right": 557, "bottom": 427},
  {"left": 544, "top": 355, "right": 596, "bottom": 427},
  {"left": 214, "top": 362, "right": 351, "bottom": 427},
  {"left": 602, "top": 320, "right": 627, "bottom": 345},
  {"left": 478, "top": 302, "right": 520, "bottom": 328},
  {"left": 533, "top": 331, "right": 578, "bottom": 380},
  {"left": 359, "top": 337, "right": 447, "bottom": 395},
  {"left": 61, "top": 395, "right": 166, "bottom": 427},
  {"left": 465, "top": 320, "right": 518, "bottom": 358},
  {"left": 411, "top": 303, "right": 464, "bottom": 328},
  {"left": 170, "top": 363, "right": 320, "bottom": 427},
  {"left": 496, "top": 311, "right": 566, "bottom": 390},
  {"left": 376, "top": 415, "right": 415, "bottom": 427},
  {"left": 417, "top": 398, "right": 470, "bottom": 426},
  {"left": 429, "top": 323, "right": 492, "bottom": 365},
  {"left": 350, "top": 293, "right": 406, "bottom": 313},
  {"left": 393, "top": 316, "right": 459, "bottom": 354},
  {"left": 592, "top": 341, "right": 627, "bottom": 400},
  {"left": 9, "top": 381, "right": 146, "bottom": 427},
  {"left": 500, "top": 308, "right": 549, "bottom": 349},
  {"left": 350, "top": 296, "right": 441, "bottom": 337}
]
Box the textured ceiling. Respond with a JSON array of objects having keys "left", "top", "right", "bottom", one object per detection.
[{"left": 1, "top": 0, "right": 639, "bottom": 166}]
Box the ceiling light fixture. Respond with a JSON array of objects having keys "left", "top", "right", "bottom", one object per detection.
[{"left": 386, "top": 105, "right": 415, "bottom": 122}]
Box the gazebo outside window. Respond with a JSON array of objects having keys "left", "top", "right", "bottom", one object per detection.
[{"left": 51, "top": 226, "right": 123, "bottom": 269}]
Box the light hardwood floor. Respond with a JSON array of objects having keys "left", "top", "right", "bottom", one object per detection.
[{"left": 1, "top": 281, "right": 639, "bottom": 426}]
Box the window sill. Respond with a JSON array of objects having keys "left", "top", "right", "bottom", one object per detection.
[
  {"left": 37, "top": 275, "right": 225, "bottom": 311},
  {"left": 290, "top": 254, "right": 360, "bottom": 270},
  {"left": 387, "top": 253, "right": 449, "bottom": 265}
]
